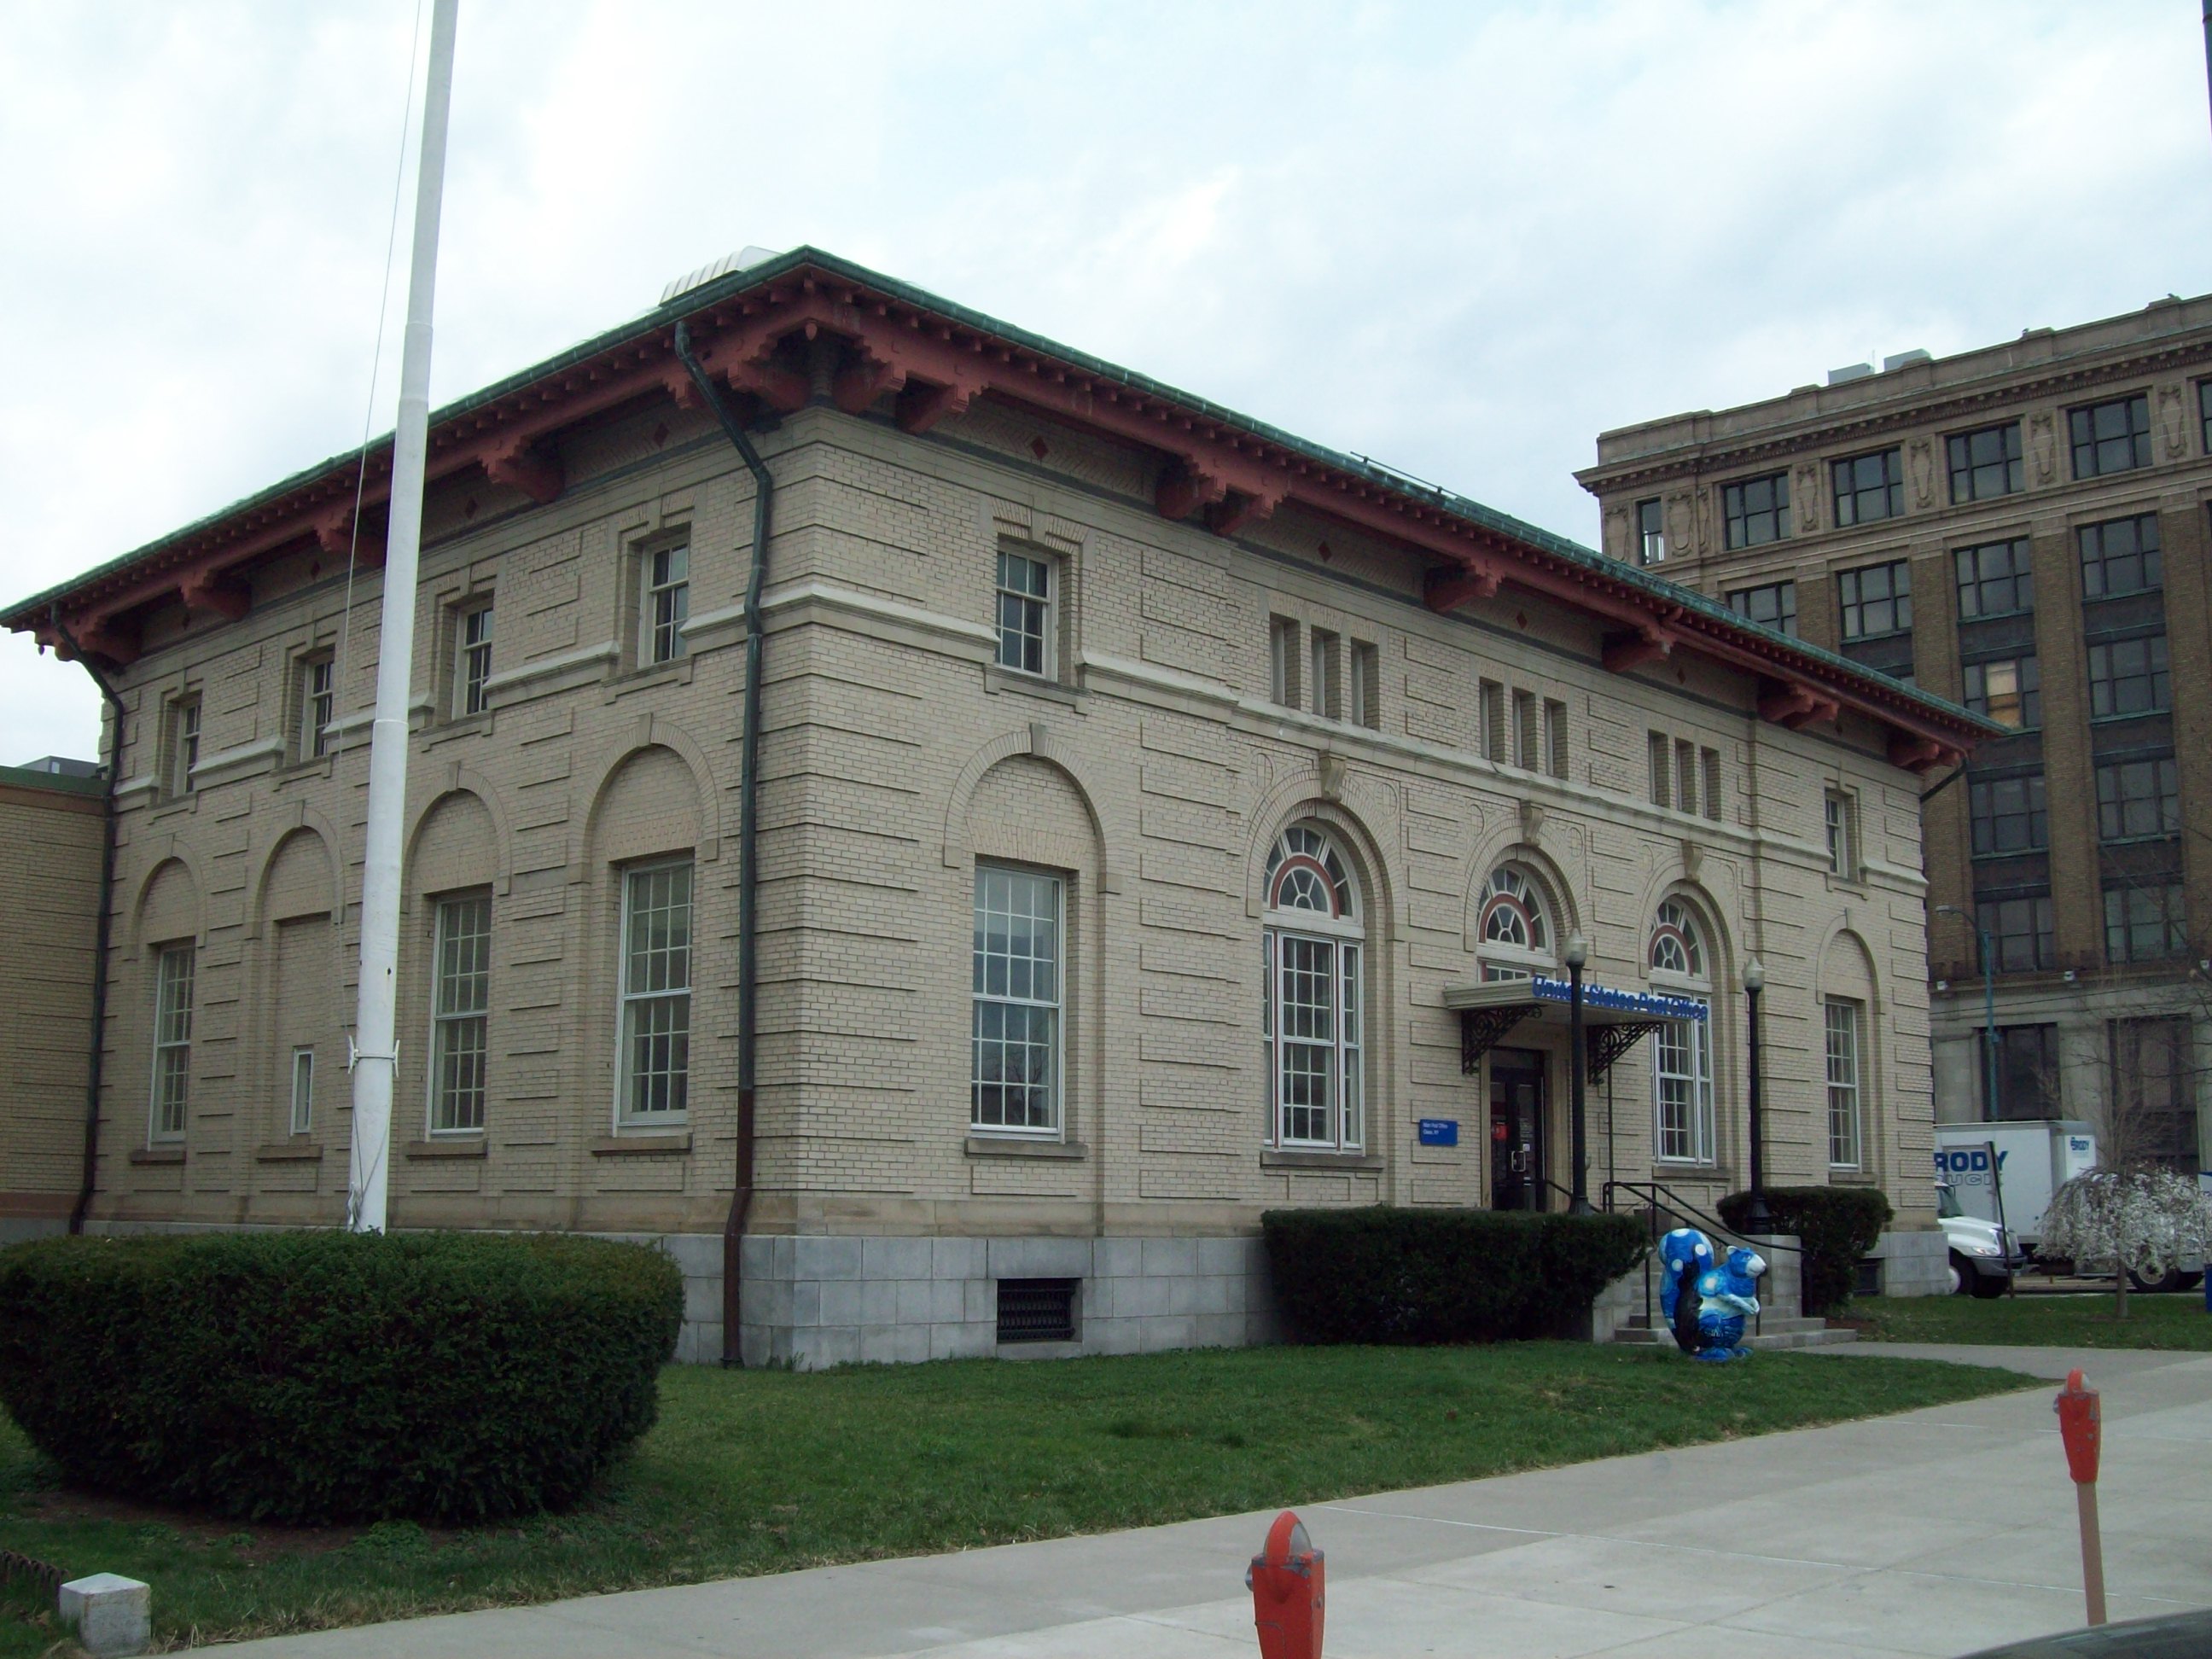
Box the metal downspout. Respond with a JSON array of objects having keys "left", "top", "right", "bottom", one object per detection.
[
  {"left": 51, "top": 608, "right": 124, "bottom": 1236},
  {"left": 672, "top": 319, "right": 773, "bottom": 1366}
]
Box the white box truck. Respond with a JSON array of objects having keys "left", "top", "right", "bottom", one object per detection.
[{"left": 1932, "top": 1121, "right": 2096, "bottom": 1256}]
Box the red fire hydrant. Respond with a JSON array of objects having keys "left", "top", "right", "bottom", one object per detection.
[
  {"left": 1247, "top": 1509, "right": 1324, "bottom": 1659},
  {"left": 2054, "top": 1368, "right": 2105, "bottom": 1627}
]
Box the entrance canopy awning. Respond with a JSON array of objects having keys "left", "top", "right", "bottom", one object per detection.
[{"left": 1441, "top": 975, "right": 1706, "bottom": 1079}]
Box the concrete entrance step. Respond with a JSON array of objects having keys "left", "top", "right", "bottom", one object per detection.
[{"left": 1613, "top": 1315, "right": 1858, "bottom": 1351}]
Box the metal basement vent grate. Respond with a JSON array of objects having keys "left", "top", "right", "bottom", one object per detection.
[{"left": 996, "top": 1278, "right": 1079, "bottom": 1343}]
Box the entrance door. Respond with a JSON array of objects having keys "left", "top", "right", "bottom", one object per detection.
[{"left": 1489, "top": 1049, "right": 1546, "bottom": 1211}]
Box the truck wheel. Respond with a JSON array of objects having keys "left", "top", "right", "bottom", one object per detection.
[
  {"left": 1970, "top": 1270, "right": 2008, "bottom": 1300},
  {"left": 2125, "top": 1268, "right": 2194, "bottom": 1295},
  {"left": 1949, "top": 1252, "right": 1973, "bottom": 1295}
]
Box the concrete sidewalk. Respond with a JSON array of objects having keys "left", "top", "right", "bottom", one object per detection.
[{"left": 217, "top": 1344, "right": 2212, "bottom": 1659}]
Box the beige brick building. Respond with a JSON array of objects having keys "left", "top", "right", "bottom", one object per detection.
[
  {"left": 5, "top": 249, "right": 1990, "bottom": 1362},
  {"left": 0, "top": 761, "right": 107, "bottom": 1242},
  {"left": 1579, "top": 296, "right": 2212, "bottom": 1181}
]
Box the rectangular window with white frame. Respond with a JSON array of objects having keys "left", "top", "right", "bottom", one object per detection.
[
  {"left": 619, "top": 860, "right": 692, "bottom": 1121},
  {"left": 429, "top": 893, "right": 492, "bottom": 1132},
  {"left": 1825, "top": 999, "right": 1864, "bottom": 1168},
  {"left": 1653, "top": 1001, "right": 1713, "bottom": 1163},
  {"left": 1265, "top": 929, "right": 1363, "bottom": 1150},
  {"left": 972, "top": 864, "right": 1062, "bottom": 1133},
  {"left": 148, "top": 942, "right": 195, "bottom": 1142},
  {"left": 995, "top": 550, "right": 1052, "bottom": 677},
  {"left": 642, "top": 540, "right": 690, "bottom": 666},
  {"left": 297, "top": 653, "right": 334, "bottom": 760},
  {"left": 289, "top": 1045, "right": 315, "bottom": 1137},
  {"left": 163, "top": 695, "right": 201, "bottom": 799},
  {"left": 454, "top": 601, "right": 494, "bottom": 717}
]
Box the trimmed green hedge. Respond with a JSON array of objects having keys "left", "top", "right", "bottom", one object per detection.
[
  {"left": 1261, "top": 1208, "right": 1646, "bottom": 1344},
  {"left": 0, "top": 1230, "right": 681, "bottom": 1524},
  {"left": 1718, "top": 1187, "right": 1892, "bottom": 1316}
]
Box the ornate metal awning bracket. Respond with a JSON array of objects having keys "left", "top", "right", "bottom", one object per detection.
[
  {"left": 1586, "top": 1019, "right": 1667, "bottom": 1082},
  {"left": 1458, "top": 1005, "right": 1534, "bottom": 1074}
]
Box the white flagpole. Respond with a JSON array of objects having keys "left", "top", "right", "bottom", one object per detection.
[{"left": 349, "top": 0, "right": 460, "bottom": 1233}]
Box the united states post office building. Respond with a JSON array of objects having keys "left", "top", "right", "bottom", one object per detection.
[{"left": 5, "top": 249, "right": 1992, "bottom": 1365}]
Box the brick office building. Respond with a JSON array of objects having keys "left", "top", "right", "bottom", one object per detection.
[
  {"left": 4, "top": 249, "right": 1989, "bottom": 1364},
  {"left": 0, "top": 760, "right": 107, "bottom": 1243},
  {"left": 1579, "top": 294, "right": 2212, "bottom": 1174}
]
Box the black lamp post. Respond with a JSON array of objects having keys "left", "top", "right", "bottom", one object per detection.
[
  {"left": 1566, "top": 929, "right": 1592, "bottom": 1214},
  {"left": 1743, "top": 957, "right": 1771, "bottom": 1234}
]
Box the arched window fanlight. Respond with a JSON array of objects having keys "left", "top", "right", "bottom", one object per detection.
[
  {"left": 1649, "top": 899, "right": 1708, "bottom": 981},
  {"left": 1477, "top": 864, "right": 1556, "bottom": 982},
  {"left": 1266, "top": 824, "right": 1354, "bottom": 921}
]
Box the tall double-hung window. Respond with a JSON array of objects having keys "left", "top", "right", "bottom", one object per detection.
[
  {"left": 643, "top": 542, "right": 690, "bottom": 665},
  {"left": 148, "top": 943, "right": 195, "bottom": 1142},
  {"left": 1648, "top": 902, "right": 1713, "bottom": 1164},
  {"left": 620, "top": 860, "right": 692, "bottom": 1120},
  {"left": 972, "top": 864, "right": 1062, "bottom": 1133},
  {"left": 430, "top": 894, "right": 492, "bottom": 1132},
  {"left": 1825, "top": 1000, "right": 1864, "bottom": 1169},
  {"left": 995, "top": 551, "right": 1052, "bottom": 677},
  {"left": 1262, "top": 826, "right": 1363, "bottom": 1150}
]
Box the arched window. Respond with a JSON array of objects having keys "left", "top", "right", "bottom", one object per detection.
[
  {"left": 1262, "top": 824, "right": 1364, "bottom": 1150},
  {"left": 1648, "top": 899, "right": 1714, "bottom": 1163},
  {"left": 1477, "top": 864, "right": 1555, "bottom": 982}
]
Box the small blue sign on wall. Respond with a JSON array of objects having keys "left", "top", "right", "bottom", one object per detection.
[{"left": 1417, "top": 1118, "right": 1459, "bottom": 1147}]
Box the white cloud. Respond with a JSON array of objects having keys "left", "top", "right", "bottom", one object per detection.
[{"left": 2, "top": 0, "right": 2206, "bottom": 761}]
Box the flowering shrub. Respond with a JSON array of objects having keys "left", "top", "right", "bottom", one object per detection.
[{"left": 2040, "top": 1168, "right": 2212, "bottom": 1284}]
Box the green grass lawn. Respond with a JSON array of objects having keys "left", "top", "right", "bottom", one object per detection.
[
  {"left": 0, "top": 1342, "right": 2030, "bottom": 1654},
  {"left": 1848, "top": 1290, "right": 2212, "bottom": 1350}
]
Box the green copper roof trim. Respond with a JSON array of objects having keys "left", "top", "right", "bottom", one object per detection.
[{"left": 3, "top": 245, "right": 1998, "bottom": 736}]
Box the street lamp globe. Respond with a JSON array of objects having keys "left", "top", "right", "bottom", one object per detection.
[{"left": 1565, "top": 930, "right": 1588, "bottom": 969}]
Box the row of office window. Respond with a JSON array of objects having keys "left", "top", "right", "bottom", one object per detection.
[
  {"left": 1645, "top": 732, "right": 1724, "bottom": 823},
  {"left": 153, "top": 542, "right": 696, "bottom": 799},
  {"left": 975, "top": 827, "right": 1871, "bottom": 1170},
  {"left": 1969, "top": 755, "right": 2182, "bottom": 858},
  {"left": 1717, "top": 510, "right": 2168, "bottom": 658},
  {"left": 1973, "top": 1018, "right": 2199, "bottom": 1172},
  {"left": 1971, "top": 879, "right": 2192, "bottom": 975},
  {"left": 141, "top": 859, "right": 694, "bottom": 1145},
  {"left": 1650, "top": 389, "right": 2182, "bottom": 562}
]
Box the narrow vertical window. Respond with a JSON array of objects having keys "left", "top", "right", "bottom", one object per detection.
[
  {"left": 148, "top": 943, "right": 195, "bottom": 1141},
  {"left": 1544, "top": 699, "right": 1569, "bottom": 780},
  {"left": 1268, "top": 617, "right": 1300, "bottom": 707},
  {"left": 620, "top": 862, "right": 692, "bottom": 1120},
  {"left": 971, "top": 864, "right": 1062, "bottom": 1132},
  {"left": 1675, "top": 739, "right": 1698, "bottom": 818},
  {"left": 1648, "top": 731, "right": 1671, "bottom": 809},
  {"left": 1348, "top": 640, "right": 1378, "bottom": 730},
  {"left": 995, "top": 551, "right": 1051, "bottom": 677},
  {"left": 1825, "top": 789, "right": 1856, "bottom": 878},
  {"left": 1649, "top": 903, "right": 1712, "bottom": 1164},
  {"left": 456, "top": 602, "right": 494, "bottom": 717},
  {"left": 1635, "top": 497, "right": 1665, "bottom": 565},
  {"left": 430, "top": 893, "right": 492, "bottom": 1132},
  {"left": 299, "top": 655, "right": 334, "bottom": 760},
  {"left": 1480, "top": 679, "right": 1505, "bottom": 762},
  {"left": 165, "top": 696, "right": 201, "bottom": 798},
  {"left": 1700, "top": 748, "right": 1722, "bottom": 823},
  {"left": 1512, "top": 690, "right": 1538, "bottom": 770},
  {"left": 1825, "top": 1000, "right": 1863, "bottom": 1168},
  {"left": 1309, "top": 628, "right": 1339, "bottom": 719},
  {"left": 643, "top": 541, "right": 690, "bottom": 665},
  {"left": 289, "top": 1046, "right": 315, "bottom": 1136}
]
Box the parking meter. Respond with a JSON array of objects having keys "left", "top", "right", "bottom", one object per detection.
[
  {"left": 2054, "top": 1369, "right": 2105, "bottom": 1626},
  {"left": 1246, "top": 1509, "right": 1324, "bottom": 1659}
]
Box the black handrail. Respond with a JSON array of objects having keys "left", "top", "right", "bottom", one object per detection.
[{"left": 1604, "top": 1178, "right": 1800, "bottom": 1339}]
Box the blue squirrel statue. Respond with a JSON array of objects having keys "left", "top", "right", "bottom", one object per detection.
[{"left": 1657, "top": 1227, "right": 1767, "bottom": 1363}]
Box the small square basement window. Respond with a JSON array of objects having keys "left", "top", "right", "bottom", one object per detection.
[{"left": 996, "top": 1278, "right": 1079, "bottom": 1343}]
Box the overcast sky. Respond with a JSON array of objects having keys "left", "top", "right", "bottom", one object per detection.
[{"left": 2, "top": 0, "right": 2206, "bottom": 764}]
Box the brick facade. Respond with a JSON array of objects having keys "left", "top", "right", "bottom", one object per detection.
[{"left": 15, "top": 253, "right": 1974, "bottom": 1359}]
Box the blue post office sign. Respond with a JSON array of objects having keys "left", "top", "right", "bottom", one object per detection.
[{"left": 1417, "top": 1118, "right": 1459, "bottom": 1147}]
